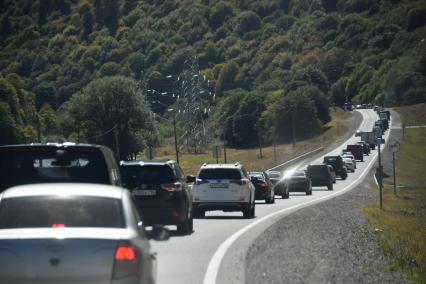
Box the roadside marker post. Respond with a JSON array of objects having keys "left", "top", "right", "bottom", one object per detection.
[
  {"left": 390, "top": 141, "right": 400, "bottom": 195},
  {"left": 376, "top": 138, "right": 385, "bottom": 210}
]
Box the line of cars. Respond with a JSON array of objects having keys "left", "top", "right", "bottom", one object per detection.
[
  {"left": 0, "top": 143, "right": 174, "bottom": 283},
  {"left": 0, "top": 108, "right": 389, "bottom": 282}
]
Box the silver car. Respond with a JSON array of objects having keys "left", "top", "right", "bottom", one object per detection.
[{"left": 0, "top": 183, "right": 166, "bottom": 284}]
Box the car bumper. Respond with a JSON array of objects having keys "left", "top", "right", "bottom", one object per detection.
[
  {"left": 135, "top": 205, "right": 188, "bottom": 226},
  {"left": 288, "top": 184, "right": 308, "bottom": 192},
  {"left": 193, "top": 202, "right": 251, "bottom": 212}
]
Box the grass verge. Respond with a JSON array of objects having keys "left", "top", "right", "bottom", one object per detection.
[
  {"left": 363, "top": 103, "right": 426, "bottom": 283},
  {"left": 151, "top": 107, "right": 351, "bottom": 175}
]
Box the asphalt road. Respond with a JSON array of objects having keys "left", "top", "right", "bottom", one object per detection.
[{"left": 151, "top": 109, "right": 387, "bottom": 284}]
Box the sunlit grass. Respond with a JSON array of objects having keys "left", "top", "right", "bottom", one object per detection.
[
  {"left": 363, "top": 105, "right": 426, "bottom": 283},
  {"left": 150, "top": 107, "right": 352, "bottom": 175}
]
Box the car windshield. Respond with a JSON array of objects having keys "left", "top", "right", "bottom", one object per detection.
[
  {"left": 198, "top": 169, "right": 242, "bottom": 180},
  {"left": 0, "top": 148, "right": 110, "bottom": 191},
  {"left": 121, "top": 165, "right": 176, "bottom": 184},
  {"left": 0, "top": 196, "right": 124, "bottom": 229}
]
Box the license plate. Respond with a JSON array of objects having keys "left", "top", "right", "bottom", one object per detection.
[
  {"left": 132, "top": 190, "right": 156, "bottom": 196},
  {"left": 209, "top": 183, "right": 228, "bottom": 188}
]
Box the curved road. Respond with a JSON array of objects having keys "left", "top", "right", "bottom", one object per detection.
[{"left": 151, "top": 109, "right": 388, "bottom": 284}]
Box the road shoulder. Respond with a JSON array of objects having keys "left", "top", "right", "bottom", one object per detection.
[{"left": 244, "top": 110, "right": 407, "bottom": 284}]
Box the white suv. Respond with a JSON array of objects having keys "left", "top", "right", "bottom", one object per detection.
[{"left": 192, "top": 163, "right": 255, "bottom": 218}]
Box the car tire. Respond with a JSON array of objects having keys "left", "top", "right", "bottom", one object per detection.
[
  {"left": 193, "top": 208, "right": 205, "bottom": 219},
  {"left": 177, "top": 217, "right": 192, "bottom": 235},
  {"left": 328, "top": 182, "right": 333, "bottom": 191},
  {"left": 272, "top": 194, "right": 275, "bottom": 203},
  {"left": 284, "top": 190, "right": 290, "bottom": 199},
  {"left": 306, "top": 189, "right": 312, "bottom": 195},
  {"left": 243, "top": 203, "right": 255, "bottom": 218}
]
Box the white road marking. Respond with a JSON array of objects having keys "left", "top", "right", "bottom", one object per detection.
[{"left": 203, "top": 111, "right": 391, "bottom": 284}]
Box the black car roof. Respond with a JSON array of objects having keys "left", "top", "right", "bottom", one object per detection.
[
  {"left": 120, "top": 160, "right": 175, "bottom": 166},
  {"left": 0, "top": 143, "right": 106, "bottom": 151}
]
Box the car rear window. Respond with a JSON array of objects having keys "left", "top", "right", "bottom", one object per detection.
[
  {"left": 308, "top": 166, "right": 328, "bottom": 174},
  {"left": 198, "top": 169, "right": 242, "bottom": 180},
  {"left": 121, "top": 165, "right": 176, "bottom": 184},
  {"left": 0, "top": 148, "right": 110, "bottom": 191},
  {"left": 0, "top": 196, "right": 124, "bottom": 229},
  {"left": 268, "top": 172, "right": 281, "bottom": 179},
  {"left": 291, "top": 171, "right": 305, "bottom": 177}
]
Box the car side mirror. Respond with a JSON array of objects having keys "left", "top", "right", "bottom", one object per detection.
[
  {"left": 186, "top": 175, "right": 196, "bottom": 183},
  {"left": 147, "top": 225, "right": 170, "bottom": 241}
]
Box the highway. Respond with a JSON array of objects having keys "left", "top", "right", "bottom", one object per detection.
[{"left": 151, "top": 109, "right": 389, "bottom": 284}]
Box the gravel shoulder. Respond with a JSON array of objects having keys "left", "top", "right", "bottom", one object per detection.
[{"left": 245, "top": 110, "right": 408, "bottom": 284}]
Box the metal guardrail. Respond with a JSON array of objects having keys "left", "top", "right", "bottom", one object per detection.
[{"left": 266, "top": 147, "right": 324, "bottom": 172}]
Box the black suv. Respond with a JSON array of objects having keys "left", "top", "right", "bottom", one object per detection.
[
  {"left": 248, "top": 171, "right": 275, "bottom": 203},
  {"left": 120, "top": 160, "right": 193, "bottom": 235},
  {"left": 0, "top": 143, "right": 121, "bottom": 192},
  {"left": 323, "top": 156, "right": 348, "bottom": 180},
  {"left": 306, "top": 164, "right": 334, "bottom": 190}
]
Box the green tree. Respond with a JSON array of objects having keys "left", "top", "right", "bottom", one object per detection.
[
  {"left": 79, "top": 1, "right": 95, "bottom": 41},
  {"left": 209, "top": 2, "right": 234, "bottom": 30},
  {"left": 235, "top": 11, "right": 261, "bottom": 35},
  {"left": 63, "top": 76, "right": 155, "bottom": 159}
]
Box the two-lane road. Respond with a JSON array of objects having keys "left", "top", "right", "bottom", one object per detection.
[{"left": 151, "top": 109, "right": 388, "bottom": 284}]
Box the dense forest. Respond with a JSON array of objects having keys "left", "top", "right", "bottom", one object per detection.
[{"left": 0, "top": 0, "right": 425, "bottom": 156}]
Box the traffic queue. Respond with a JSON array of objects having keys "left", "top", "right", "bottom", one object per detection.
[{"left": 0, "top": 108, "right": 389, "bottom": 283}]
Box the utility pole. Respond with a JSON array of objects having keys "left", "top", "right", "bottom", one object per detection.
[
  {"left": 223, "top": 141, "right": 227, "bottom": 163},
  {"left": 378, "top": 141, "right": 383, "bottom": 210},
  {"left": 114, "top": 125, "right": 120, "bottom": 160},
  {"left": 393, "top": 151, "right": 396, "bottom": 195},
  {"left": 36, "top": 113, "right": 41, "bottom": 143},
  {"left": 256, "top": 106, "right": 263, "bottom": 159},
  {"left": 173, "top": 115, "right": 179, "bottom": 164}
]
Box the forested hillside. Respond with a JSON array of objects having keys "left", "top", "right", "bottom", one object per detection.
[{"left": 1, "top": 0, "right": 425, "bottom": 153}]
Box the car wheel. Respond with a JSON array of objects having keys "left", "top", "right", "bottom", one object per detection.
[
  {"left": 177, "top": 217, "right": 192, "bottom": 235},
  {"left": 193, "top": 208, "right": 205, "bottom": 219},
  {"left": 306, "top": 189, "right": 312, "bottom": 195},
  {"left": 328, "top": 182, "right": 333, "bottom": 191},
  {"left": 272, "top": 194, "right": 275, "bottom": 203},
  {"left": 284, "top": 189, "right": 290, "bottom": 199},
  {"left": 243, "top": 203, "right": 255, "bottom": 218}
]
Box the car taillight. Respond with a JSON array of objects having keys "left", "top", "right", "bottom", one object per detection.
[
  {"left": 161, "top": 182, "right": 182, "bottom": 191},
  {"left": 52, "top": 223, "right": 65, "bottom": 228},
  {"left": 112, "top": 243, "right": 139, "bottom": 279},
  {"left": 115, "top": 246, "right": 136, "bottom": 260},
  {"left": 195, "top": 179, "right": 209, "bottom": 185},
  {"left": 230, "top": 179, "right": 247, "bottom": 185}
]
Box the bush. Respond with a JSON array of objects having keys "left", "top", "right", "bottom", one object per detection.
[
  {"left": 235, "top": 11, "right": 261, "bottom": 35},
  {"left": 407, "top": 7, "right": 426, "bottom": 31}
]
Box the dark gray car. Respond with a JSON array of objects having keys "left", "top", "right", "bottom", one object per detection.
[{"left": 0, "top": 143, "right": 121, "bottom": 192}]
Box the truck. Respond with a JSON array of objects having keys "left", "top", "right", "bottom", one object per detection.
[
  {"left": 346, "top": 144, "right": 364, "bottom": 162},
  {"left": 379, "top": 111, "right": 390, "bottom": 130},
  {"left": 359, "top": 131, "right": 377, "bottom": 150}
]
